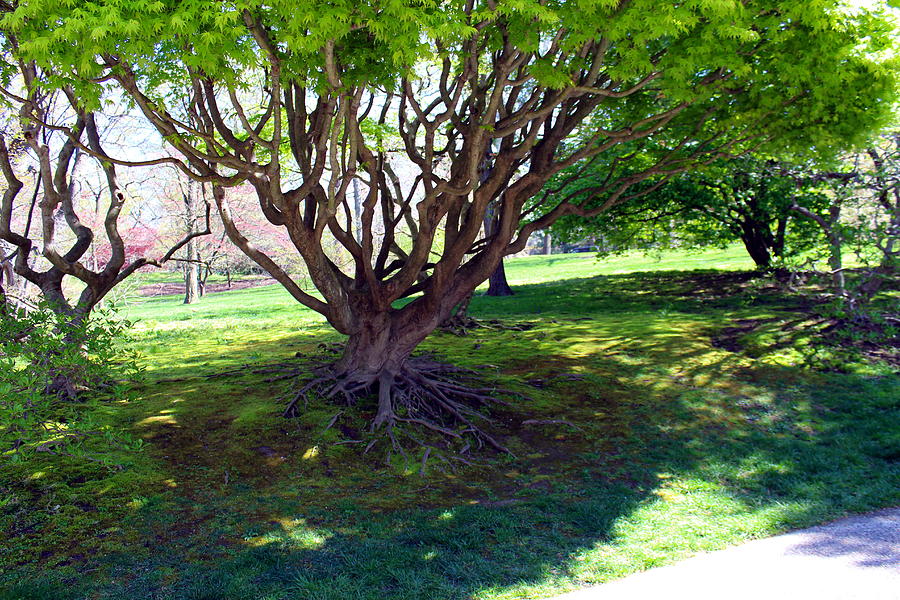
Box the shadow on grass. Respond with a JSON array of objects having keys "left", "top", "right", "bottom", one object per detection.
[
  {"left": 2, "top": 271, "right": 897, "bottom": 600},
  {"left": 471, "top": 269, "right": 799, "bottom": 319}
]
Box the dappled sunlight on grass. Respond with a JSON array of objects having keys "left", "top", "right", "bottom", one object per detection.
[
  {"left": 241, "top": 518, "right": 332, "bottom": 550},
  {"left": 2, "top": 262, "right": 897, "bottom": 600}
]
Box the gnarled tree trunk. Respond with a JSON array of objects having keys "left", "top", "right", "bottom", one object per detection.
[{"left": 333, "top": 312, "right": 421, "bottom": 382}]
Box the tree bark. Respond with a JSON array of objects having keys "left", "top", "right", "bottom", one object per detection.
[
  {"left": 486, "top": 260, "right": 514, "bottom": 296},
  {"left": 543, "top": 232, "right": 552, "bottom": 255},
  {"left": 183, "top": 238, "right": 200, "bottom": 304},
  {"left": 791, "top": 202, "right": 846, "bottom": 297},
  {"left": 827, "top": 237, "right": 845, "bottom": 297},
  {"left": 740, "top": 226, "right": 773, "bottom": 270},
  {"left": 200, "top": 263, "right": 211, "bottom": 297},
  {"left": 0, "top": 271, "right": 9, "bottom": 317},
  {"left": 440, "top": 292, "right": 474, "bottom": 330},
  {"left": 483, "top": 206, "right": 513, "bottom": 296},
  {"left": 0, "top": 247, "right": 14, "bottom": 315},
  {"left": 333, "top": 311, "right": 428, "bottom": 384},
  {"left": 353, "top": 178, "right": 363, "bottom": 245}
]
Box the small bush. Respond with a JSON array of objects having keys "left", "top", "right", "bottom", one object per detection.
[{"left": 0, "top": 303, "right": 144, "bottom": 467}]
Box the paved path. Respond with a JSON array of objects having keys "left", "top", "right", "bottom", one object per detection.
[{"left": 554, "top": 508, "right": 900, "bottom": 600}]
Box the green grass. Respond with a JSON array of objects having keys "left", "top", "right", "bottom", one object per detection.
[
  {"left": 123, "top": 246, "right": 753, "bottom": 319},
  {"left": 1, "top": 247, "right": 897, "bottom": 600},
  {"left": 500, "top": 245, "right": 753, "bottom": 285}
]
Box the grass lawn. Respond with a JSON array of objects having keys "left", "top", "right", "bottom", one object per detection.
[{"left": 1, "top": 247, "right": 897, "bottom": 600}]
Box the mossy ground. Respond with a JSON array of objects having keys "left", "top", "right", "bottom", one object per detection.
[{"left": 1, "top": 248, "right": 897, "bottom": 600}]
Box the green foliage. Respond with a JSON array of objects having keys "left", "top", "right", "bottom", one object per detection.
[
  {"left": 0, "top": 303, "right": 144, "bottom": 467},
  {"left": 359, "top": 117, "right": 402, "bottom": 152},
  {"left": 3, "top": 0, "right": 896, "bottom": 146},
  {"left": 547, "top": 157, "right": 829, "bottom": 267}
]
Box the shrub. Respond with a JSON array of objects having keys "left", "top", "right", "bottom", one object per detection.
[{"left": 0, "top": 303, "right": 143, "bottom": 467}]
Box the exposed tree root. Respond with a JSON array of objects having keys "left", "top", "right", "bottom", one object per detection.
[
  {"left": 438, "top": 313, "right": 483, "bottom": 335},
  {"left": 202, "top": 349, "right": 526, "bottom": 462},
  {"left": 282, "top": 355, "right": 521, "bottom": 458}
]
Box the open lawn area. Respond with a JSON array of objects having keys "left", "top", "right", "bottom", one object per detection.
[{"left": 1, "top": 248, "right": 898, "bottom": 600}]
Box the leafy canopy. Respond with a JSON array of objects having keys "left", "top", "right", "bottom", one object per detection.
[{"left": 4, "top": 0, "right": 897, "bottom": 142}]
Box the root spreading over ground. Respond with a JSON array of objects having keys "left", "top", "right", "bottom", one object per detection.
[{"left": 213, "top": 351, "right": 520, "bottom": 465}]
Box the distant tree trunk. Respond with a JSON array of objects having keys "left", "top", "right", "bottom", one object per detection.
[
  {"left": 791, "top": 201, "right": 846, "bottom": 297},
  {"left": 826, "top": 237, "right": 845, "bottom": 296},
  {"left": 182, "top": 180, "right": 202, "bottom": 304},
  {"left": 737, "top": 210, "right": 780, "bottom": 270},
  {"left": 183, "top": 238, "right": 200, "bottom": 304},
  {"left": 199, "top": 264, "right": 211, "bottom": 297},
  {"left": 483, "top": 208, "right": 513, "bottom": 296},
  {"left": 543, "top": 231, "right": 552, "bottom": 255},
  {"left": 855, "top": 142, "right": 900, "bottom": 302},
  {"left": 486, "top": 260, "right": 513, "bottom": 296}
]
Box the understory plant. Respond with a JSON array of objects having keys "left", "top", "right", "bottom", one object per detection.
[{"left": 0, "top": 302, "right": 143, "bottom": 467}]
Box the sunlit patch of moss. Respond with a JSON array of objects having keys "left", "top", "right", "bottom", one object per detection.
[
  {"left": 135, "top": 414, "right": 180, "bottom": 427},
  {"left": 230, "top": 400, "right": 278, "bottom": 427}
]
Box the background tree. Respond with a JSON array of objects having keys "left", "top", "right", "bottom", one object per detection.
[
  {"left": 174, "top": 176, "right": 207, "bottom": 304},
  {"left": 858, "top": 131, "right": 900, "bottom": 299},
  {"left": 153, "top": 179, "right": 310, "bottom": 301},
  {"left": 481, "top": 152, "right": 514, "bottom": 297},
  {"left": 11, "top": 0, "right": 896, "bottom": 444},
  {"left": 0, "top": 86, "right": 210, "bottom": 320},
  {"left": 792, "top": 130, "right": 900, "bottom": 307},
  {"left": 0, "top": 240, "right": 15, "bottom": 312},
  {"left": 0, "top": 51, "right": 212, "bottom": 396},
  {"left": 548, "top": 156, "right": 830, "bottom": 270}
]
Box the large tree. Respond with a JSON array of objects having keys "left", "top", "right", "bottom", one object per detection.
[{"left": 7, "top": 0, "right": 896, "bottom": 441}]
